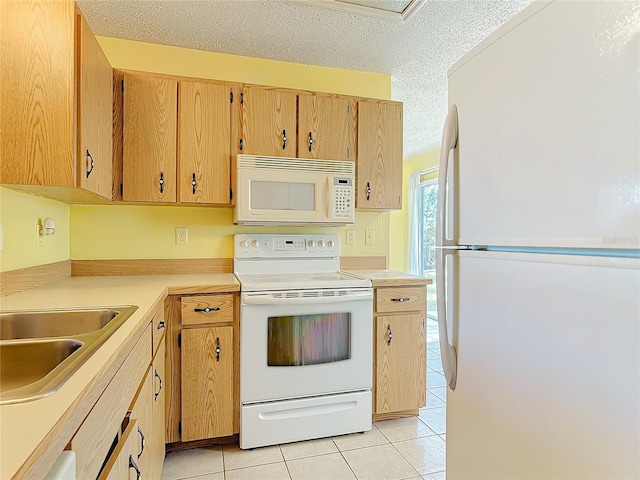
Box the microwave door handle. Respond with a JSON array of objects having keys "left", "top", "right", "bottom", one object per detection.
[
  {"left": 242, "top": 291, "right": 373, "bottom": 305},
  {"left": 327, "top": 177, "right": 332, "bottom": 218}
]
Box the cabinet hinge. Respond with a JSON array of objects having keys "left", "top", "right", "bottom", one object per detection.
[
  {"left": 230, "top": 188, "right": 233, "bottom": 201},
  {"left": 178, "top": 333, "right": 181, "bottom": 348},
  {"left": 178, "top": 421, "right": 182, "bottom": 436},
  {"left": 230, "top": 91, "right": 233, "bottom": 104},
  {"left": 120, "top": 183, "right": 123, "bottom": 197},
  {"left": 121, "top": 79, "right": 124, "bottom": 92},
  {"left": 240, "top": 92, "right": 244, "bottom": 104}
]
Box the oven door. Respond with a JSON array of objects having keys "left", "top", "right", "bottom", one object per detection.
[{"left": 240, "top": 288, "right": 373, "bottom": 404}]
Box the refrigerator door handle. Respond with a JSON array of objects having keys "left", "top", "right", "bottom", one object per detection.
[
  {"left": 436, "top": 104, "right": 459, "bottom": 390},
  {"left": 436, "top": 105, "right": 458, "bottom": 248},
  {"left": 436, "top": 247, "right": 458, "bottom": 390}
]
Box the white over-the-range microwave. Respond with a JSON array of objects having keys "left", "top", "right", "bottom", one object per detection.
[{"left": 234, "top": 155, "right": 355, "bottom": 226}]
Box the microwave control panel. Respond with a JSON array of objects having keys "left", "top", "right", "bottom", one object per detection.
[{"left": 332, "top": 177, "right": 354, "bottom": 219}]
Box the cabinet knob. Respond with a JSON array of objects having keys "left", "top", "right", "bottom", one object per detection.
[
  {"left": 159, "top": 172, "right": 165, "bottom": 194},
  {"left": 391, "top": 297, "right": 410, "bottom": 302},
  {"left": 85, "top": 150, "right": 94, "bottom": 179},
  {"left": 137, "top": 426, "right": 145, "bottom": 459},
  {"left": 215, "top": 337, "right": 221, "bottom": 361},
  {"left": 366, "top": 182, "right": 371, "bottom": 201},
  {"left": 387, "top": 325, "right": 393, "bottom": 345},
  {"left": 308, "top": 132, "right": 314, "bottom": 152},
  {"left": 191, "top": 173, "right": 197, "bottom": 194},
  {"left": 154, "top": 368, "right": 163, "bottom": 400},
  {"left": 129, "top": 455, "right": 141, "bottom": 480},
  {"left": 282, "top": 130, "right": 287, "bottom": 150}
]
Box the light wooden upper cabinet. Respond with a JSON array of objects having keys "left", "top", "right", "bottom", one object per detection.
[
  {"left": 77, "top": 15, "right": 113, "bottom": 200},
  {"left": 1, "top": 0, "right": 75, "bottom": 186},
  {"left": 178, "top": 81, "right": 231, "bottom": 204},
  {"left": 298, "top": 94, "right": 356, "bottom": 161},
  {"left": 356, "top": 100, "right": 403, "bottom": 210},
  {"left": 240, "top": 86, "right": 297, "bottom": 157},
  {"left": 123, "top": 74, "right": 178, "bottom": 202}
]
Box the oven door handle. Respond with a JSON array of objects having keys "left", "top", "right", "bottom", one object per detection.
[{"left": 242, "top": 291, "right": 373, "bottom": 305}]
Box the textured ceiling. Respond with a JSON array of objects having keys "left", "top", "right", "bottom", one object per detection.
[{"left": 78, "top": 0, "right": 532, "bottom": 159}]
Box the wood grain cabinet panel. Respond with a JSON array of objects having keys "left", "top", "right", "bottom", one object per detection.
[
  {"left": 356, "top": 100, "right": 403, "bottom": 210},
  {"left": 77, "top": 15, "right": 113, "bottom": 199},
  {"left": 123, "top": 74, "right": 177, "bottom": 202},
  {"left": 181, "top": 294, "right": 234, "bottom": 326},
  {"left": 151, "top": 336, "right": 166, "bottom": 479},
  {"left": 98, "top": 419, "right": 139, "bottom": 480},
  {"left": 375, "top": 314, "right": 426, "bottom": 413},
  {"left": 1, "top": 0, "right": 75, "bottom": 186},
  {"left": 376, "top": 286, "right": 426, "bottom": 314},
  {"left": 181, "top": 326, "right": 234, "bottom": 441},
  {"left": 128, "top": 367, "right": 153, "bottom": 479},
  {"left": 240, "top": 86, "right": 297, "bottom": 157},
  {"left": 178, "top": 81, "right": 231, "bottom": 204},
  {"left": 298, "top": 94, "right": 356, "bottom": 161}
]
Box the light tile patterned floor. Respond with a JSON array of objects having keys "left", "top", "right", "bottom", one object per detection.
[{"left": 162, "top": 318, "right": 446, "bottom": 480}]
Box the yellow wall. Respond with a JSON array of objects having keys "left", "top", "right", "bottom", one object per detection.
[
  {"left": 70, "top": 38, "right": 392, "bottom": 262},
  {"left": 388, "top": 148, "right": 440, "bottom": 272},
  {"left": 0, "top": 187, "right": 70, "bottom": 272}
]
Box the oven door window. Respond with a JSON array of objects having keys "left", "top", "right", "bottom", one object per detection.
[{"left": 268, "top": 313, "right": 351, "bottom": 366}]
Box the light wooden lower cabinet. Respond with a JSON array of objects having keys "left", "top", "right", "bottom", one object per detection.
[
  {"left": 127, "top": 366, "right": 153, "bottom": 479},
  {"left": 181, "top": 326, "right": 234, "bottom": 441},
  {"left": 99, "top": 419, "right": 140, "bottom": 480},
  {"left": 373, "top": 285, "right": 427, "bottom": 417},
  {"left": 151, "top": 335, "right": 166, "bottom": 479}
]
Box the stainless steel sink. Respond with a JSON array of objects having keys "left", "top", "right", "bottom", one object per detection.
[
  {"left": 0, "top": 305, "right": 138, "bottom": 405},
  {"left": 0, "top": 308, "right": 122, "bottom": 340}
]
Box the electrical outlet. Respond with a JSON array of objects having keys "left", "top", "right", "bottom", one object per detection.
[
  {"left": 346, "top": 229, "right": 355, "bottom": 245},
  {"left": 36, "top": 223, "right": 43, "bottom": 247},
  {"left": 175, "top": 227, "right": 188, "bottom": 245},
  {"left": 365, "top": 229, "right": 375, "bottom": 245}
]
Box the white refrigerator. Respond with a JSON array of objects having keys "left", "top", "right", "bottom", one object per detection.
[{"left": 436, "top": 1, "right": 640, "bottom": 478}]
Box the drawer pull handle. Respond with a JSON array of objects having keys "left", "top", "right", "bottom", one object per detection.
[
  {"left": 391, "top": 297, "right": 410, "bottom": 302},
  {"left": 215, "top": 337, "right": 221, "bottom": 361},
  {"left": 308, "top": 131, "right": 314, "bottom": 152},
  {"left": 194, "top": 307, "right": 220, "bottom": 313},
  {"left": 137, "top": 426, "right": 145, "bottom": 459},
  {"left": 154, "top": 368, "right": 163, "bottom": 400},
  {"left": 282, "top": 129, "right": 287, "bottom": 150},
  {"left": 129, "top": 455, "right": 141, "bottom": 479},
  {"left": 366, "top": 182, "right": 371, "bottom": 201},
  {"left": 387, "top": 325, "right": 393, "bottom": 345},
  {"left": 159, "top": 172, "right": 165, "bottom": 194},
  {"left": 191, "top": 173, "right": 197, "bottom": 194},
  {"left": 157, "top": 320, "right": 165, "bottom": 330}
]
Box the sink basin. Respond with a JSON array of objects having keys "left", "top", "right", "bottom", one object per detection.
[
  {"left": 0, "top": 305, "right": 138, "bottom": 405},
  {"left": 0, "top": 339, "right": 83, "bottom": 392},
  {"left": 0, "top": 307, "right": 126, "bottom": 340}
]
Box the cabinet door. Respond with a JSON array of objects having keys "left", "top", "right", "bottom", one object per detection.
[
  {"left": 181, "top": 326, "right": 234, "bottom": 441},
  {"left": 123, "top": 74, "right": 177, "bottom": 202},
  {"left": 240, "top": 86, "right": 297, "bottom": 157},
  {"left": 129, "top": 366, "right": 153, "bottom": 479},
  {"left": 0, "top": 0, "right": 75, "bottom": 187},
  {"left": 77, "top": 15, "right": 113, "bottom": 199},
  {"left": 99, "top": 419, "right": 140, "bottom": 480},
  {"left": 375, "top": 314, "right": 426, "bottom": 413},
  {"left": 298, "top": 95, "right": 356, "bottom": 161},
  {"left": 151, "top": 336, "right": 166, "bottom": 480},
  {"left": 356, "top": 100, "right": 403, "bottom": 209},
  {"left": 178, "top": 81, "right": 231, "bottom": 204}
]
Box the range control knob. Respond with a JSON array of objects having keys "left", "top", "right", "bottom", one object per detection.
[
  {"left": 318, "top": 240, "right": 325, "bottom": 247},
  {"left": 327, "top": 240, "right": 335, "bottom": 248},
  {"left": 240, "top": 239, "right": 249, "bottom": 248},
  {"left": 308, "top": 240, "right": 315, "bottom": 248},
  {"left": 251, "top": 240, "right": 260, "bottom": 248}
]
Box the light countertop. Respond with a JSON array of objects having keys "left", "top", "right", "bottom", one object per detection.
[
  {"left": 0, "top": 274, "right": 239, "bottom": 479},
  {"left": 345, "top": 270, "right": 432, "bottom": 287}
]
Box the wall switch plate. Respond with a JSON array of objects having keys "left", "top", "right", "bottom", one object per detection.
[
  {"left": 36, "top": 223, "right": 43, "bottom": 247},
  {"left": 346, "top": 229, "right": 355, "bottom": 245},
  {"left": 365, "top": 229, "right": 375, "bottom": 245},
  {"left": 175, "top": 227, "right": 188, "bottom": 245}
]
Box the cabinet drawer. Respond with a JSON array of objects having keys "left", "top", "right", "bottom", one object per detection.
[
  {"left": 376, "top": 287, "right": 425, "bottom": 313},
  {"left": 181, "top": 294, "right": 233, "bottom": 326}
]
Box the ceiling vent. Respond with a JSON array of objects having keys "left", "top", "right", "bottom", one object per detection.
[{"left": 292, "top": 0, "right": 426, "bottom": 22}]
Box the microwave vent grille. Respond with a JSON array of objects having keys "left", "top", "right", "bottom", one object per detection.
[{"left": 238, "top": 155, "right": 354, "bottom": 175}]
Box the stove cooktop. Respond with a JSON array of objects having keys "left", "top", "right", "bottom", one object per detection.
[{"left": 235, "top": 271, "right": 371, "bottom": 292}]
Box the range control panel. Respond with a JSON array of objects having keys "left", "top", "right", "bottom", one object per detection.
[{"left": 234, "top": 234, "right": 341, "bottom": 258}]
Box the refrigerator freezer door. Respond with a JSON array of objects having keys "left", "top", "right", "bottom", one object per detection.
[
  {"left": 448, "top": 0, "right": 640, "bottom": 250},
  {"left": 447, "top": 250, "right": 640, "bottom": 479}
]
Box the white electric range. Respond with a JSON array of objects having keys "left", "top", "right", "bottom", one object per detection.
[{"left": 234, "top": 233, "right": 373, "bottom": 449}]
